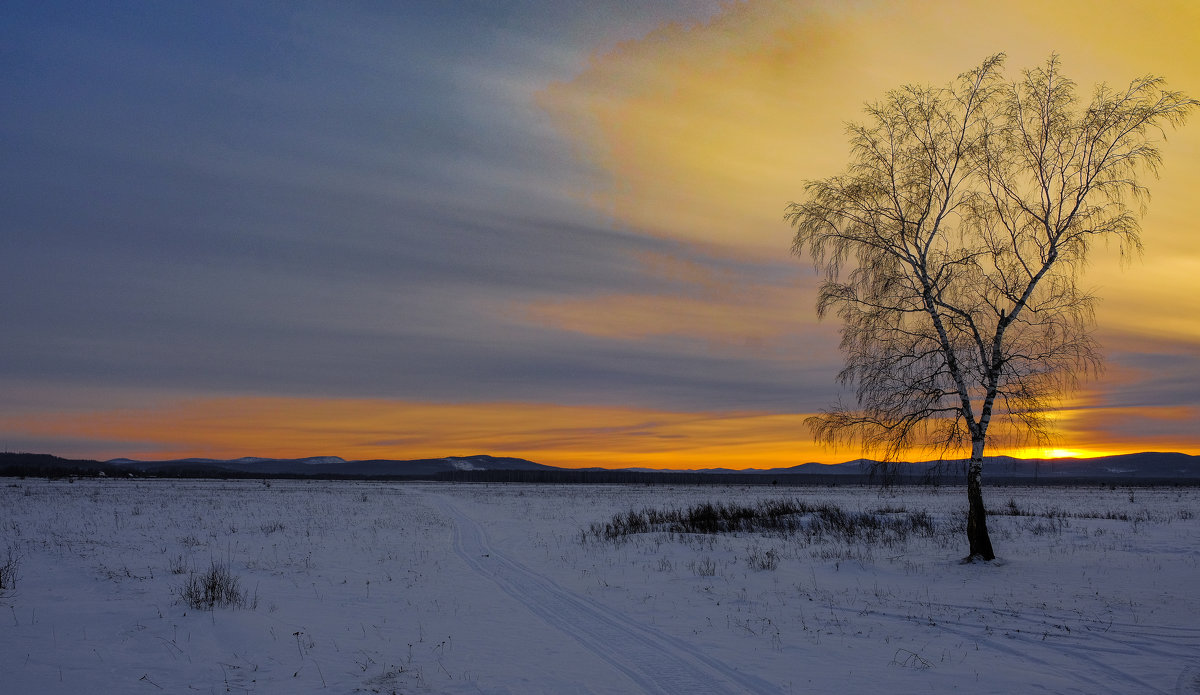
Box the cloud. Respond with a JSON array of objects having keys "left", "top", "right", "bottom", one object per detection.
[
  {"left": 542, "top": 0, "right": 1200, "bottom": 254},
  {"left": 538, "top": 0, "right": 1200, "bottom": 457},
  {"left": 513, "top": 247, "right": 832, "bottom": 353},
  {"left": 1044, "top": 402, "right": 1199, "bottom": 457},
  {"left": 3, "top": 1, "right": 1198, "bottom": 463},
  {"left": 0, "top": 396, "right": 830, "bottom": 469}
]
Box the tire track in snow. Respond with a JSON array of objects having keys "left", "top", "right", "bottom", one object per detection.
[{"left": 432, "top": 496, "right": 777, "bottom": 695}]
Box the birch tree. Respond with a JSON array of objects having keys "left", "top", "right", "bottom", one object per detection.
[{"left": 786, "top": 54, "right": 1195, "bottom": 561}]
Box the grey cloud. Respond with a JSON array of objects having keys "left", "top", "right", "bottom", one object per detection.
[{"left": 2, "top": 1, "right": 827, "bottom": 420}]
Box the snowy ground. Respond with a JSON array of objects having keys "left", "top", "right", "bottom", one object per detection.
[{"left": 1, "top": 478, "right": 1198, "bottom": 694}]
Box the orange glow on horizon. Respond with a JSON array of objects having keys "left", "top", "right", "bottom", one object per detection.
[
  {"left": 2, "top": 397, "right": 825, "bottom": 469},
  {"left": 3, "top": 396, "right": 1196, "bottom": 469}
]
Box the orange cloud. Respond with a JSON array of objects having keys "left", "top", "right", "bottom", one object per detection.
[
  {"left": 1002, "top": 385, "right": 1200, "bottom": 459},
  {"left": 1092, "top": 256, "right": 1200, "bottom": 345},
  {"left": 2, "top": 396, "right": 840, "bottom": 469},
  {"left": 544, "top": 0, "right": 1199, "bottom": 253},
  {"left": 537, "top": 0, "right": 1200, "bottom": 460}
]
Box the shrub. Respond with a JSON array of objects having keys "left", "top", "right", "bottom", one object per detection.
[
  {"left": 745, "top": 545, "right": 779, "bottom": 571},
  {"left": 688, "top": 556, "right": 717, "bottom": 577},
  {"left": 179, "top": 561, "right": 251, "bottom": 610},
  {"left": 259, "top": 521, "right": 286, "bottom": 535},
  {"left": 588, "top": 499, "right": 937, "bottom": 546},
  {"left": 0, "top": 544, "right": 18, "bottom": 598}
]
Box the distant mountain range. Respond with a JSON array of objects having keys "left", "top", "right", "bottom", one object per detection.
[
  {"left": 0, "top": 452, "right": 554, "bottom": 479},
  {"left": 647, "top": 452, "right": 1200, "bottom": 479},
  {"left": 1, "top": 451, "right": 1198, "bottom": 482},
  {"left": 100, "top": 453, "right": 556, "bottom": 477}
]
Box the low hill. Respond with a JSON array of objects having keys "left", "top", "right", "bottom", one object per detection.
[{"left": 1, "top": 451, "right": 1197, "bottom": 483}]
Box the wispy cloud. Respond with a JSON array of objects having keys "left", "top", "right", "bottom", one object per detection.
[{"left": 2, "top": 1, "right": 1198, "bottom": 463}]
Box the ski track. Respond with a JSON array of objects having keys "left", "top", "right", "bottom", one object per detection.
[
  {"left": 835, "top": 598, "right": 1198, "bottom": 695},
  {"left": 432, "top": 495, "right": 778, "bottom": 695},
  {"left": 876, "top": 597, "right": 1200, "bottom": 661}
]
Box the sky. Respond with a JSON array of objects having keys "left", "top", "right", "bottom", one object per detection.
[{"left": 3, "top": 0, "right": 1198, "bottom": 468}]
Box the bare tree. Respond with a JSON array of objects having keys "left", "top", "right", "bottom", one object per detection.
[{"left": 786, "top": 54, "right": 1195, "bottom": 561}]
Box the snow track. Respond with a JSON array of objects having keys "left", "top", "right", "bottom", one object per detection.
[
  {"left": 433, "top": 496, "right": 777, "bottom": 695},
  {"left": 834, "top": 597, "right": 1200, "bottom": 694}
]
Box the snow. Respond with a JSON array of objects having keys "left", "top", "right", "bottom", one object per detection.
[
  {"left": 1, "top": 479, "right": 1197, "bottom": 694},
  {"left": 444, "top": 458, "right": 480, "bottom": 471}
]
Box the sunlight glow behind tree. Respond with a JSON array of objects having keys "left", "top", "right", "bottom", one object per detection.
[{"left": 787, "top": 53, "right": 1196, "bottom": 561}]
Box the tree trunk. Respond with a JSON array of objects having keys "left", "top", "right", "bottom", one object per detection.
[{"left": 964, "top": 440, "right": 996, "bottom": 562}]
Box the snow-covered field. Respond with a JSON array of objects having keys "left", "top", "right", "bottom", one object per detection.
[{"left": 1, "top": 478, "right": 1197, "bottom": 694}]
